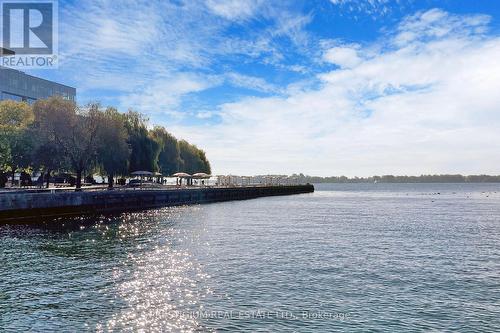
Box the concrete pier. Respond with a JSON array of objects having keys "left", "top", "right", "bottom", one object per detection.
[{"left": 0, "top": 185, "right": 314, "bottom": 223}]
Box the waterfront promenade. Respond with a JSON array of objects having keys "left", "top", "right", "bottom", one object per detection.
[{"left": 0, "top": 184, "right": 314, "bottom": 223}]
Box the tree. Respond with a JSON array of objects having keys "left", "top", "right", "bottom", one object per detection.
[
  {"left": 33, "top": 142, "right": 67, "bottom": 188},
  {"left": 0, "top": 100, "right": 34, "bottom": 185},
  {"left": 3, "top": 97, "right": 213, "bottom": 189},
  {"left": 178, "top": 140, "right": 211, "bottom": 174},
  {"left": 6, "top": 129, "right": 34, "bottom": 185},
  {"left": 150, "top": 126, "right": 181, "bottom": 176},
  {"left": 196, "top": 148, "right": 211, "bottom": 174},
  {"left": 0, "top": 100, "right": 34, "bottom": 128},
  {"left": 0, "top": 134, "right": 10, "bottom": 169},
  {"left": 96, "top": 107, "right": 130, "bottom": 188},
  {"left": 32, "top": 97, "right": 101, "bottom": 190},
  {"left": 67, "top": 104, "right": 101, "bottom": 189},
  {"left": 31, "top": 98, "right": 71, "bottom": 187},
  {"left": 124, "top": 111, "right": 160, "bottom": 173}
]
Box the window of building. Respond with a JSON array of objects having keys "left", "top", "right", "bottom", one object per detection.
[{"left": 1, "top": 92, "right": 24, "bottom": 102}]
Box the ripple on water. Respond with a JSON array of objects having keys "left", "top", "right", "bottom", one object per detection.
[{"left": 1, "top": 183, "right": 500, "bottom": 332}]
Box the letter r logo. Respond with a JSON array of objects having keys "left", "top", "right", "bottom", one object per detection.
[{"left": 1, "top": 1, "right": 54, "bottom": 54}]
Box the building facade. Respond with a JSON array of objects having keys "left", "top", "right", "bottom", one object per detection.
[{"left": 0, "top": 67, "right": 76, "bottom": 104}]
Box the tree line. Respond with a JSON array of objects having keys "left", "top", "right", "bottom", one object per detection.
[
  {"left": 0, "top": 97, "right": 211, "bottom": 189},
  {"left": 292, "top": 174, "right": 500, "bottom": 183}
]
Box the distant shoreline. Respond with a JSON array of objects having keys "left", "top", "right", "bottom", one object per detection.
[
  {"left": 312, "top": 181, "right": 500, "bottom": 184},
  {"left": 295, "top": 175, "right": 500, "bottom": 184}
]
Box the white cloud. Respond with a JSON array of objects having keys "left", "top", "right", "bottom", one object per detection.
[
  {"left": 330, "top": 0, "right": 388, "bottom": 4},
  {"left": 323, "top": 46, "right": 362, "bottom": 68},
  {"left": 329, "top": 0, "right": 392, "bottom": 16},
  {"left": 393, "top": 8, "right": 491, "bottom": 46},
  {"left": 56, "top": 0, "right": 313, "bottom": 115},
  {"left": 53, "top": 2, "right": 500, "bottom": 177},
  {"left": 225, "top": 72, "right": 281, "bottom": 93},
  {"left": 120, "top": 73, "right": 219, "bottom": 115},
  {"left": 170, "top": 9, "right": 500, "bottom": 176},
  {"left": 205, "top": 0, "right": 264, "bottom": 21}
]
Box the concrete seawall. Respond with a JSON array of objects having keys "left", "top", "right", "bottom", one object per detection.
[{"left": 0, "top": 185, "right": 314, "bottom": 223}]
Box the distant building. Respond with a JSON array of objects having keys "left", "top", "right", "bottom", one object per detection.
[{"left": 0, "top": 66, "right": 76, "bottom": 104}]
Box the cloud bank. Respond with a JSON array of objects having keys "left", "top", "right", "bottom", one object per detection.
[
  {"left": 48, "top": 1, "right": 500, "bottom": 176},
  {"left": 172, "top": 9, "right": 500, "bottom": 176}
]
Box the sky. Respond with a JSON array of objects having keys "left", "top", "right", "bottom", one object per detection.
[{"left": 28, "top": 0, "right": 500, "bottom": 176}]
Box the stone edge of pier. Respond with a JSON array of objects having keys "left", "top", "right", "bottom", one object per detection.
[{"left": 0, "top": 185, "right": 314, "bottom": 223}]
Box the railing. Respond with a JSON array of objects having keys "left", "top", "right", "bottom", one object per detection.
[{"left": 0, "top": 176, "right": 308, "bottom": 195}]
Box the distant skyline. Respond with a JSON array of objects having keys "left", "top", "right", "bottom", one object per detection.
[{"left": 26, "top": 0, "right": 500, "bottom": 176}]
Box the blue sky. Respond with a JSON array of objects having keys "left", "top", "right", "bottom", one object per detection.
[{"left": 27, "top": 0, "right": 500, "bottom": 175}]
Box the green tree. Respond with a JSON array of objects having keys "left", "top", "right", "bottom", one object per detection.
[
  {"left": 0, "top": 135, "right": 10, "bottom": 169},
  {"left": 96, "top": 107, "right": 130, "bottom": 188},
  {"left": 124, "top": 111, "right": 160, "bottom": 173},
  {"left": 67, "top": 104, "right": 101, "bottom": 189},
  {"left": 31, "top": 98, "right": 70, "bottom": 187},
  {"left": 150, "top": 126, "right": 181, "bottom": 176},
  {"left": 2, "top": 98, "right": 213, "bottom": 189},
  {"left": 178, "top": 140, "right": 211, "bottom": 174},
  {"left": 0, "top": 100, "right": 34, "bottom": 185}
]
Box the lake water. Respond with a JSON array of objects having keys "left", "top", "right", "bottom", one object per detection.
[{"left": 1, "top": 183, "right": 500, "bottom": 332}]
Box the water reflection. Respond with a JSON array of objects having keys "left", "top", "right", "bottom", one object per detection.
[{"left": 1, "top": 206, "right": 212, "bottom": 332}]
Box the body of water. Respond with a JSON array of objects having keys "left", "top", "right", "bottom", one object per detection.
[{"left": 1, "top": 183, "right": 500, "bottom": 332}]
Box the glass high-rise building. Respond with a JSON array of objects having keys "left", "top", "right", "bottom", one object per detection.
[{"left": 0, "top": 66, "right": 76, "bottom": 104}]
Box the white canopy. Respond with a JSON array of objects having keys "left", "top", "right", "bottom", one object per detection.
[
  {"left": 172, "top": 172, "right": 192, "bottom": 178},
  {"left": 192, "top": 173, "right": 211, "bottom": 179}
]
